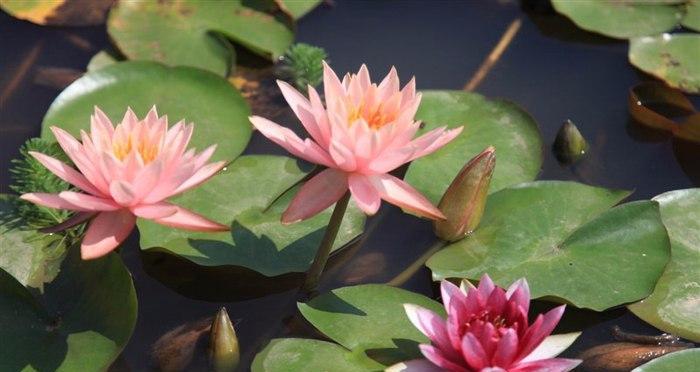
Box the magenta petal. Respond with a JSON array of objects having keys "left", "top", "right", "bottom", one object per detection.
[
  {"left": 419, "top": 345, "right": 468, "bottom": 372},
  {"left": 81, "top": 210, "right": 136, "bottom": 259},
  {"left": 440, "top": 280, "right": 464, "bottom": 314},
  {"left": 460, "top": 333, "right": 488, "bottom": 371},
  {"left": 511, "top": 358, "right": 582, "bottom": 372},
  {"left": 506, "top": 278, "right": 531, "bottom": 315},
  {"left": 517, "top": 306, "right": 566, "bottom": 361},
  {"left": 385, "top": 359, "right": 444, "bottom": 372},
  {"left": 281, "top": 168, "right": 348, "bottom": 224},
  {"left": 492, "top": 329, "right": 519, "bottom": 368}
]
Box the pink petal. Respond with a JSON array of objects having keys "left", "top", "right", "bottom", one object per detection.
[
  {"left": 130, "top": 202, "right": 178, "bottom": 219},
  {"left": 347, "top": 173, "right": 381, "bottom": 215},
  {"left": 20, "top": 192, "right": 119, "bottom": 212},
  {"left": 517, "top": 306, "right": 566, "bottom": 361},
  {"left": 367, "top": 147, "right": 415, "bottom": 174},
  {"left": 461, "top": 333, "right": 488, "bottom": 371},
  {"left": 322, "top": 61, "right": 346, "bottom": 105},
  {"left": 110, "top": 180, "right": 137, "bottom": 206},
  {"left": 510, "top": 358, "right": 581, "bottom": 372},
  {"left": 378, "top": 66, "right": 400, "bottom": 99},
  {"left": 385, "top": 359, "right": 444, "bottom": 372},
  {"left": 506, "top": 278, "right": 531, "bottom": 315},
  {"left": 492, "top": 329, "right": 519, "bottom": 368},
  {"left": 193, "top": 144, "right": 216, "bottom": 169},
  {"left": 419, "top": 345, "right": 468, "bottom": 372},
  {"left": 329, "top": 139, "right": 357, "bottom": 171},
  {"left": 249, "top": 116, "right": 334, "bottom": 167},
  {"left": 81, "top": 209, "right": 136, "bottom": 259},
  {"left": 172, "top": 161, "right": 225, "bottom": 195},
  {"left": 407, "top": 126, "right": 463, "bottom": 161},
  {"left": 152, "top": 204, "right": 229, "bottom": 232},
  {"left": 440, "top": 280, "right": 464, "bottom": 314},
  {"left": 28, "top": 151, "right": 102, "bottom": 195},
  {"left": 370, "top": 174, "right": 445, "bottom": 220},
  {"left": 478, "top": 274, "right": 496, "bottom": 299},
  {"left": 277, "top": 80, "right": 326, "bottom": 145},
  {"left": 282, "top": 168, "right": 348, "bottom": 224}
]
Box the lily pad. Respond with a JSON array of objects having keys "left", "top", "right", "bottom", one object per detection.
[
  {"left": 298, "top": 284, "right": 444, "bottom": 366},
  {"left": 41, "top": 61, "right": 252, "bottom": 163},
  {"left": 427, "top": 181, "right": 671, "bottom": 311},
  {"left": 0, "top": 0, "right": 113, "bottom": 26},
  {"left": 551, "top": 0, "right": 685, "bottom": 39},
  {"left": 0, "top": 195, "right": 67, "bottom": 290},
  {"left": 107, "top": 0, "right": 294, "bottom": 76},
  {"left": 682, "top": 0, "right": 700, "bottom": 31},
  {"left": 629, "top": 34, "right": 700, "bottom": 94},
  {"left": 86, "top": 50, "right": 119, "bottom": 72},
  {"left": 405, "top": 91, "right": 543, "bottom": 204},
  {"left": 628, "top": 189, "right": 700, "bottom": 342},
  {"left": 275, "top": 0, "right": 322, "bottom": 19},
  {"left": 252, "top": 338, "right": 376, "bottom": 372},
  {"left": 138, "top": 155, "right": 365, "bottom": 277},
  {"left": 633, "top": 349, "right": 700, "bottom": 371},
  {"left": 0, "top": 249, "right": 137, "bottom": 371}
]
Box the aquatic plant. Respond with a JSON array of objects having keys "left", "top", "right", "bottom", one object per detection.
[
  {"left": 278, "top": 43, "right": 328, "bottom": 91},
  {"left": 20, "top": 106, "right": 228, "bottom": 259}
]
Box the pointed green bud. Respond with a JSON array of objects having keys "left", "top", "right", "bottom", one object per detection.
[
  {"left": 553, "top": 119, "right": 588, "bottom": 164},
  {"left": 209, "top": 307, "right": 239, "bottom": 372},
  {"left": 434, "top": 146, "right": 495, "bottom": 242}
]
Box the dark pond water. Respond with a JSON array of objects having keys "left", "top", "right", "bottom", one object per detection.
[{"left": 1, "top": 1, "right": 698, "bottom": 371}]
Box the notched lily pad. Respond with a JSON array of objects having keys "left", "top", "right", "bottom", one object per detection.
[
  {"left": 138, "top": 155, "right": 366, "bottom": 277},
  {"left": 274, "top": 0, "right": 322, "bottom": 19},
  {"left": 0, "top": 195, "right": 67, "bottom": 290},
  {"left": 107, "top": 0, "right": 294, "bottom": 75},
  {"left": 405, "top": 91, "right": 543, "bottom": 204},
  {"left": 427, "top": 181, "right": 671, "bottom": 311},
  {"left": 629, "top": 189, "right": 700, "bottom": 342},
  {"left": 633, "top": 348, "right": 700, "bottom": 371},
  {"left": 629, "top": 34, "right": 700, "bottom": 94},
  {"left": 0, "top": 249, "right": 137, "bottom": 371},
  {"left": 41, "top": 61, "right": 252, "bottom": 163},
  {"left": 551, "top": 0, "right": 685, "bottom": 39},
  {"left": 298, "top": 284, "right": 444, "bottom": 367},
  {"left": 0, "top": 0, "right": 114, "bottom": 26},
  {"left": 252, "top": 338, "right": 373, "bottom": 372}
]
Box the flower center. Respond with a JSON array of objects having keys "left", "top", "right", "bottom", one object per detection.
[
  {"left": 347, "top": 101, "right": 397, "bottom": 129},
  {"left": 112, "top": 134, "right": 159, "bottom": 164}
]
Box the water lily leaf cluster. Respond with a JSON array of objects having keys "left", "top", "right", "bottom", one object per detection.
[
  {"left": 629, "top": 189, "right": 700, "bottom": 342},
  {"left": 427, "top": 181, "right": 671, "bottom": 311},
  {"left": 551, "top": 0, "right": 700, "bottom": 93}
]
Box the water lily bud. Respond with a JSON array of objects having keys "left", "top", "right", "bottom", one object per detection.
[
  {"left": 553, "top": 119, "right": 588, "bottom": 164},
  {"left": 209, "top": 307, "right": 239, "bottom": 372},
  {"left": 434, "top": 146, "right": 495, "bottom": 241}
]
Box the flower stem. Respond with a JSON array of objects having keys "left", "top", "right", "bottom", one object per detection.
[
  {"left": 386, "top": 239, "right": 446, "bottom": 287},
  {"left": 302, "top": 191, "right": 351, "bottom": 294}
]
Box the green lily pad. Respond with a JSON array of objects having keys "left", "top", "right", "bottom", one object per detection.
[
  {"left": 682, "top": 0, "right": 700, "bottom": 31},
  {"left": 86, "top": 50, "right": 119, "bottom": 72},
  {"left": 633, "top": 349, "right": 700, "bottom": 371},
  {"left": 628, "top": 189, "right": 700, "bottom": 342},
  {"left": 107, "top": 0, "right": 294, "bottom": 76},
  {"left": 41, "top": 61, "right": 252, "bottom": 163},
  {"left": 252, "top": 338, "right": 377, "bottom": 372},
  {"left": 0, "top": 195, "right": 67, "bottom": 290},
  {"left": 275, "top": 0, "right": 322, "bottom": 19},
  {"left": 298, "top": 284, "right": 445, "bottom": 366},
  {"left": 404, "top": 91, "right": 543, "bottom": 205},
  {"left": 138, "top": 155, "right": 365, "bottom": 277},
  {"left": 551, "top": 0, "right": 685, "bottom": 39},
  {"left": 427, "top": 181, "right": 671, "bottom": 311},
  {"left": 0, "top": 249, "right": 137, "bottom": 371},
  {"left": 629, "top": 34, "right": 700, "bottom": 94}
]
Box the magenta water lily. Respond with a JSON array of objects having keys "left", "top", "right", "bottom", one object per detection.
[
  {"left": 395, "top": 275, "right": 581, "bottom": 372},
  {"left": 250, "top": 62, "right": 463, "bottom": 223},
  {"left": 21, "top": 106, "right": 229, "bottom": 259}
]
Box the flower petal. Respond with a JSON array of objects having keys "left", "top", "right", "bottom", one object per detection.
[
  {"left": 152, "top": 204, "right": 229, "bottom": 232},
  {"left": 81, "top": 209, "right": 136, "bottom": 259},
  {"left": 492, "top": 328, "right": 519, "bottom": 368},
  {"left": 329, "top": 139, "right": 357, "bottom": 172},
  {"left": 506, "top": 278, "right": 531, "bottom": 315},
  {"left": 28, "top": 151, "right": 102, "bottom": 195},
  {"left": 370, "top": 174, "right": 445, "bottom": 220},
  {"left": 461, "top": 333, "right": 488, "bottom": 371},
  {"left": 385, "top": 359, "right": 444, "bottom": 372},
  {"left": 521, "top": 332, "right": 581, "bottom": 364},
  {"left": 249, "top": 116, "right": 334, "bottom": 167},
  {"left": 517, "top": 305, "right": 566, "bottom": 361},
  {"left": 510, "top": 358, "right": 581, "bottom": 372},
  {"left": 282, "top": 168, "right": 348, "bottom": 224},
  {"left": 20, "top": 192, "right": 119, "bottom": 212},
  {"left": 110, "top": 180, "right": 137, "bottom": 206},
  {"left": 173, "top": 161, "right": 226, "bottom": 195},
  {"left": 130, "top": 202, "right": 178, "bottom": 219},
  {"left": 348, "top": 173, "right": 381, "bottom": 215},
  {"left": 419, "top": 345, "right": 468, "bottom": 372}
]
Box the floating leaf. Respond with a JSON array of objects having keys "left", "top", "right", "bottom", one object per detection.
[
  {"left": 86, "top": 50, "right": 119, "bottom": 72},
  {"left": 138, "top": 155, "right": 365, "bottom": 277},
  {"left": 682, "top": 0, "right": 700, "bottom": 31},
  {"left": 629, "top": 34, "right": 700, "bottom": 94},
  {"left": 252, "top": 339, "right": 376, "bottom": 372},
  {"left": 551, "top": 0, "right": 685, "bottom": 39},
  {"left": 107, "top": 0, "right": 294, "bottom": 76},
  {"left": 274, "top": 0, "right": 322, "bottom": 19},
  {"left": 629, "top": 189, "right": 700, "bottom": 342},
  {"left": 427, "top": 181, "right": 671, "bottom": 311},
  {"left": 41, "top": 61, "right": 252, "bottom": 163},
  {"left": 0, "top": 249, "right": 137, "bottom": 371},
  {"left": 298, "top": 284, "right": 444, "bottom": 366},
  {"left": 0, "top": 195, "right": 67, "bottom": 289},
  {"left": 404, "top": 91, "right": 543, "bottom": 204},
  {"left": 633, "top": 349, "right": 700, "bottom": 372},
  {"left": 0, "top": 0, "right": 113, "bottom": 26}
]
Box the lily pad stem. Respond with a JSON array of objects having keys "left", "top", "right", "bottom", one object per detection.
[
  {"left": 302, "top": 191, "right": 351, "bottom": 294},
  {"left": 386, "top": 239, "right": 447, "bottom": 287}
]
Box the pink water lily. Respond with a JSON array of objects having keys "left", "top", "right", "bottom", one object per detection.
[
  {"left": 21, "top": 106, "right": 229, "bottom": 259},
  {"left": 394, "top": 275, "right": 581, "bottom": 372},
  {"left": 249, "top": 63, "right": 462, "bottom": 223}
]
